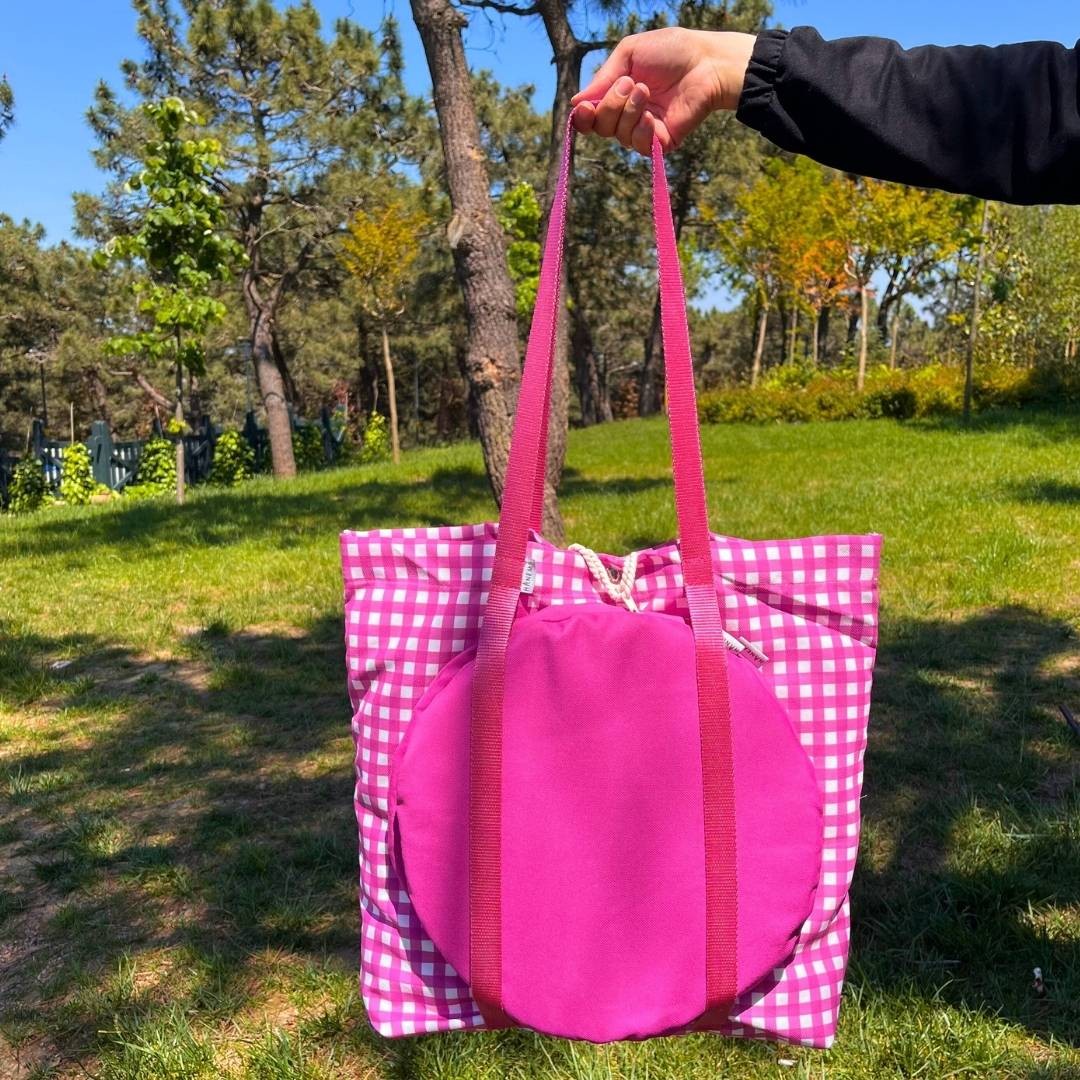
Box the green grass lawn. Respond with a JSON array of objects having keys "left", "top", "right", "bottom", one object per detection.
[{"left": 1, "top": 410, "right": 1078, "bottom": 1079}]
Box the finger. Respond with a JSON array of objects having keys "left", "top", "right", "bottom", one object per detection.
[
  {"left": 572, "top": 37, "right": 634, "bottom": 105},
  {"left": 630, "top": 111, "right": 656, "bottom": 156},
  {"left": 649, "top": 113, "right": 675, "bottom": 152},
  {"left": 572, "top": 101, "right": 597, "bottom": 134},
  {"left": 592, "top": 75, "right": 635, "bottom": 138},
  {"left": 615, "top": 82, "right": 649, "bottom": 149}
]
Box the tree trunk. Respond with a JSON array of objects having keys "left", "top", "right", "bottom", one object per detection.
[
  {"left": 436, "top": 355, "right": 454, "bottom": 441},
  {"left": 357, "top": 318, "right": 371, "bottom": 415},
  {"left": 174, "top": 360, "right": 186, "bottom": 506},
  {"left": 244, "top": 271, "right": 296, "bottom": 478},
  {"left": 788, "top": 305, "right": 799, "bottom": 365},
  {"left": 818, "top": 306, "right": 831, "bottom": 364},
  {"left": 533, "top": 0, "right": 593, "bottom": 540},
  {"left": 751, "top": 303, "right": 768, "bottom": 386},
  {"left": 381, "top": 323, "right": 401, "bottom": 465},
  {"left": 457, "top": 345, "right": 480, "bottom": 439},
  {"left": 271, "top": 322, "right": 300, "bottom": 408},
  {"left": 88, "top": 368, "right": 111, "bottom": 422},
  {"left": 414, "top": 352, "right": 421, "bottom": 438},
  {"left": 857, "top": 283, "right": 870, "bottom": 392},
  {"left": 810, "top": 308, "right": 820, "bottom": 367},
  {"left": 412, "top": 0, "right": 522, "bottom": 507},
  {"left": 876, "top": 276, "right": 898, "bottom": 342},
  {"left": 639, "top": 161, "right": 695, "bottom": 416},
  {"left": 570, "top": 290, "right": 612, "bottom": 425},
  {"left": 238, "top": 103, "right": 297, "bottom": 481},
  {"left": 965, "top": 200, "right": 991, "bottom": 423},
  {"left": 889, "top": 306, "right": 902, "bottom": 370},
  {"left": 639, "top": 296, "right": 663, "bottom": 415}
]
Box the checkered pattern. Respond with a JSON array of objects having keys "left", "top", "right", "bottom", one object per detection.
[{"left": 341, "top": 523, "right": 881, "bottom": 1047}]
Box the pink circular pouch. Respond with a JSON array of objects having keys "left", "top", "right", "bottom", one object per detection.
[{"left": 390, "top": 603, "right": 823, "bottom": 1042}]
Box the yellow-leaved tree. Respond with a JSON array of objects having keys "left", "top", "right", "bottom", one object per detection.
[{"left": 341, "top": 199, "right": 428, "bottom": 464}]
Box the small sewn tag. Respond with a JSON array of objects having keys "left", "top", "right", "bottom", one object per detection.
[{"left": 520, "top": 559, "right": 536, "bottom": 594}]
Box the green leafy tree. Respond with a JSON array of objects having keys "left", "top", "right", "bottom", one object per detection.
[
  {"left": 831, "top": 177, "right": 897, "bottom": 390},
  {"left": 872, "top": 186, "right": 977, "bottom": 365},
  {"left": 719, "top": 158, "right": 815, "bottom": 384},
  {"left": 0, "top": 219, "right": 124, "bottom": 442},
  {"left": 497, "top": 182, "right": 541, "bottom": 317},
  {"left": 0, "top": 218, "right": 60, "bottom": 429},
  {"left": 94, "top": 97, "right": 243, "bottom": 504},
  {"left": 1005, "top": 204, "right": 1080, "bottom": 363},
  {"left": 340, "top": 197, "right": 428, "bottom": 465},
  {"left": 633, "top": 0, "right": 773, "bottom": 412},
  {"left": 86, "top": 0, "right": 417, "bottom": 480}
]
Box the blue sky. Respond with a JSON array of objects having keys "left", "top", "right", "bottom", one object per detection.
[{"left": 0, "top": 0, "right": 1077, "bottom": 244}]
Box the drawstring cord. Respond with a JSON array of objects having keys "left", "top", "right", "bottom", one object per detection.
[
  {"left": 568, "top": 543, "right": 769, "bottom": 665},
  {"left": 569, "top": 544, "right": 641, "bottom": 613}
]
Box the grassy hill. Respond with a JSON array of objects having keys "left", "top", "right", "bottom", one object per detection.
[{"left": 1, "top": 411, "right": 1078, "bottom": 1078}]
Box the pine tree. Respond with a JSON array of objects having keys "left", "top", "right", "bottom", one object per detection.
[{"left": 84, "top": 0, "right": 417, "bottom": 478}]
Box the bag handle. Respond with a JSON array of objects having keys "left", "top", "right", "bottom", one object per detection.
[
  {"left": 494, "top": 118, "right": 716, "bottom": 592},
  {"left": 469, "top": 114, "right": 738, "bottom": 1031}
]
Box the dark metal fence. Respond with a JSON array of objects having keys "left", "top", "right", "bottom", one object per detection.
[{"left": 0, "top": 409, "right": 345, "bottom": 509}]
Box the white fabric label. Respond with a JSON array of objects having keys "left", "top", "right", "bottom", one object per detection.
[{"left": 520, "top": 559, "right": 536, "bottom": 594}]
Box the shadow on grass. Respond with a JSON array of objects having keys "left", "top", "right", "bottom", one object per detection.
[
  {"left": 0, "top": 466, "right": 492, "bottom": 563},
  {"left": 0, "top": 464, "right": 680, "bottom": 567},
  {"left": 1, "top": 602, "right": 1078, "bottom": 1072},
  {"left": 0, "top": 613, "right": 395, "bottom": 1074},
  {"left": 1012, "top": 479, "right": 1080, "bottom": 505},
  {"left": 854, "top": 605, "right": 1080, "bottom": 1046},
  {"left": 912, "top": 405, "right": 1080, "bottom": 439}
]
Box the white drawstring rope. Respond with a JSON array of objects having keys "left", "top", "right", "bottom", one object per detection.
[
  {"left": 568, "top": 543, "right": 769, "bottom": 665},
  {"left": 569, "top": 544, "right": 641, "bottom": 613}
]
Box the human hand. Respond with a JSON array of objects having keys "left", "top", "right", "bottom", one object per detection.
[{"left": 571, "top": 28, "right": 756, "bottom": 154}]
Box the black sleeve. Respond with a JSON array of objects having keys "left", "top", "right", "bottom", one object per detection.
[{"left": 736, "top": 26, "right": 1080, "bottom": 205}]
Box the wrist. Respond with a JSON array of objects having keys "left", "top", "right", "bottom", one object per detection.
[{"left": 706, "top": 32, "right": 757, "bottom": 112}]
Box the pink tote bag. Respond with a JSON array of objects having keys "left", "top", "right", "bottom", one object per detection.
[{"left": 341, "top": 118, "right": 881, "bottom": 1047}]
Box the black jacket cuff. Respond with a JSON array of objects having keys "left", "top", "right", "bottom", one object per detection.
[{"left": 735, "top": 29, "right": 790, "bottom": 133}]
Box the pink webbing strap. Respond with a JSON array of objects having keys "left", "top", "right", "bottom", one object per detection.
[
  {"left": 649, "top": 135, "right": 738, "bottom": 1028},
  {"left": 469, "top": 113, "right": 737, "bottom": 1029}
]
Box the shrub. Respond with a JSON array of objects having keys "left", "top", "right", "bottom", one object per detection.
[
  {"left": 360, "top": 412, "right": 391, "bottom": 464},
  {"left": 808, "top": 385, "right": 867, "bottom": 421},
  {"left": 1019, "top": 363, "right": 1080, "bottom": 405},
  {"left": 908, "top": 367, "right": 963, "bottom": 417},
  {"left": 128, "top": 437, "right": 176, "bottom": 497},
  {"left": 865, "top": 384, "right": 918, "bottom": 420},
  {"left": 8, "top": 458, "right": 47, "bottom": 514},
  {"left": 760, "top": 361, "right": 819, "bottom": 392},
  {"left": 59, "top": 442, "right": 96, "bottom": 505},
  {"left": 209, "top": 430, "right": 254, "bottom": 487},
  {"left": 696, "top": 362, "right": 1073, "bottom": 426},
  {"left": 292, "top": 424, "right": 326, "bottom": 472}
]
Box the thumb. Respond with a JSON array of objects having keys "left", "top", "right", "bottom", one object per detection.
[{"left": 571, "top": 38, "right": 633, "bottom": 105}]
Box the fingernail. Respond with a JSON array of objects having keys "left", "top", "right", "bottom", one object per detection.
[
  {"left": 629, "top": 87, "right": 646, "bottom": 107},
  {"left": 614, "top": 75, "right": 633, "bottom": 97}
]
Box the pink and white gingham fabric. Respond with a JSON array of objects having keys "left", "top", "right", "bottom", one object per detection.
[{"left": 341, "top": 523, "right": 881, "bottom": 1047}]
